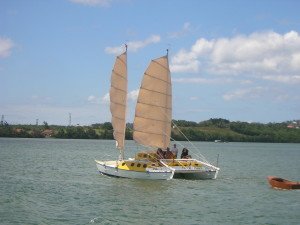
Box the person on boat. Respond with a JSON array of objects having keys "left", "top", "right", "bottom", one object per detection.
[
  {"left": 171, "top": 144, "right": 178, "bottom": 158},
  {"left": 156, "top": 148, "right": 165, "bottom": 159},
  {"left": 181, "top": 148, "right": 191, "bottom": 159},
  {"left": 165, "top": 147, "right": 174, "bottom": 159}
]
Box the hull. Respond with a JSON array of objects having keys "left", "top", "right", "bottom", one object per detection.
[
  {"left": 173, "top": 168, "right": 218, "bottom": 180},
  {"left": 95, "top": 160, "right": 174, "bottom": 180},
  {"left": 268, "top": 176, "right": 300, "bottom": 190},
  {"left": 161, "top": 159, "right": 219, "bottom": 180}
]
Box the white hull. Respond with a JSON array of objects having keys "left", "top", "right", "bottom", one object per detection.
[
  {"left": 95, "top": 160, "right": 174, "bottom": 180},
  {"left": 160, "top": 159, "right": 219, "bottom": 180}
]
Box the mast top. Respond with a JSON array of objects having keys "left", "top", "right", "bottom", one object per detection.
[{"left": 125, "top": 44, "right": 128, "bottom": 52}]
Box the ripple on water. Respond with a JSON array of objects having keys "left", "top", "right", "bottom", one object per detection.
[{"left": 0, "top": 138, "right": 299, "bottom": 225}]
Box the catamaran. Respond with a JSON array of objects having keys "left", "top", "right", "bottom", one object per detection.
[{"left": 96, "top": 46, "right": 220, "bottom": 180}]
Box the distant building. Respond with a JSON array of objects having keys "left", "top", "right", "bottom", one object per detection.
[
  {"left": 42, "top": 129, "right": 53, "bottom": 138},
  {"left": 287, "top": 120, "right": 300, "bottom": 129}
]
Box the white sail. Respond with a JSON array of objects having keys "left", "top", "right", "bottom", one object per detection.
[
  {"left": 110, "top": 50, "right": 127, "bottom": 150},
  {"left": 133, "top": 55, "right": 172, "bottom": 149}
]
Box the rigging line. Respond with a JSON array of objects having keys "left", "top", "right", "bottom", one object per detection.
[
  {"left": 171, "top": 121, "right": 210, "bottom": 164},
  {"left": 158, "top": 106, "right": 211, "bottom": 164},
  {"left": 159, "top": 134, "right": 193, "bottom": 170},
  {"left": 168, "top": 121, "right": 206, "bottom": 161},
  {"left": 164, "top": 128, "right": 211, "bottom": 167}
]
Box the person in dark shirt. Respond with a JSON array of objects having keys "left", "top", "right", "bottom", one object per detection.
[
  {"left": 165, "top": 147, "right": 174, "bottom": 159},
  {"left": 180, "top": 148, "right": 191, "bottom": 159}
]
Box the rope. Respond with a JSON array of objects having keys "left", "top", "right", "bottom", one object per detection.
[
  {"left": 170, "top": 121, "right": 210, "bottom": 165},
  {"left": 155, "top": 106, "right": 213, "bottom": 166}
]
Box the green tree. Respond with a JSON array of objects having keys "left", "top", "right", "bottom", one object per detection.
[{"left": 43, "top": 121, "right": 50, "bottom": 129}]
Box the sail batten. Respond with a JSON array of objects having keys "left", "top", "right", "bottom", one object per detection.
[
  {"left": 111, "top": 86, "right": 127, "bottom": 93},
  {"left": 140, "top": 87, "right": 172, "bottom": 96},
  {"left": 112, "top": 71, "right": 127, "bottom": 80},
  {"left": 134, "top": 115, "right": 171, "bottom": 124},
  {"left": 111, "top": 102, "right": 126, "bottom": 107},
  {"left": 133, "top": 55, "right": 172, "bottom": 149},
  {"left": 144, "top": 73, "right": 170, "bottom": 83},
  {"left": 136, "top": 101, "right": 171, "bottom": 109},
  {"left": 110, "top": 51, "right": 127, "bottom": 150},
  {"left": 152, "top": 59, "right": 170, "bottom": 70}
]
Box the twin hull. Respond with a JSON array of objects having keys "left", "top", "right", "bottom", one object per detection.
[
  {"left": 95, "top": 159, "right": 219, "bottom": 180},
  {"left": 95, "top": 160, "right": 174, "bottom": 180},
  {"left": 172, "top": 168, "right": 218, "bottom": 180}
]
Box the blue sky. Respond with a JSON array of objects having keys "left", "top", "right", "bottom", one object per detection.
[{"left": 1, "top": 0, "right": 300, "bottom": 125}]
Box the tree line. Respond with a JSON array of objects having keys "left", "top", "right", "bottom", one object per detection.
[{"left": 0, "top": 118, "right": 299, "bottom": 143}]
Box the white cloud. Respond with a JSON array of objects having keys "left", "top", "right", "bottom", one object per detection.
[
  {"left": 87, "top": 95, "right": 102, "bottom": 104},
  {"left": 170, "top": 30, "right": 300, "bottom": 84},
  {"left": 0, "top": 37, "right": 14, "bottom": 58},
  {"left": 127, "top": 89, "right": 139, "bottom": 101},
  {"left": 291, "top": 53, "right": 300, "bottom": 70},
  {"left": 98, "top": 89, "right": 139, "bottom": 105},
  {"left": 189, "top": 96, "right": 198, "bottom": 101},
  {"left": 223, "top": 87, "right": 266, "bottom": 101},
  {"left": 102, "top": 93, "right": 110, "bottom": 104},
  {"left": 105, "top": 35, "right": 161, "bottom": 54},
  {"left": 172, "top": 77, "right": 232, "bottom": 84},
  {"left": 262, "top": 75, "right": 300, "bottom": 84},
  {"left": 105, "top": 46, "right": 125, "bottom": 55},
  {"left": 169, "top": 22, "right": 192, "bottom": 38},
  {"left": 31, "top": 95, "right": 53, "bottom": 103},
  {"left": 69, "top": 0, "right": 112, "bottom": 7}
]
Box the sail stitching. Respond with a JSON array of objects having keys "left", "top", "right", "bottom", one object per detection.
[
  {"left": 136, "top": 101, "right": 171, "bottom": 110},
  {"left": 134, "top": 129, "right": 168, "bottom": 136},
  {"left": 111, "top": 85, "right": 127, "bottom": 93},
  {"left": 144, "top": 72, "right": 171, "bottom": 84},
  {"left": 140, "top": 86, "right": 171, "bottom": 97},
  {"left": 152, "top": 59, "right": 169, "bottom": 71},
  {"left": 114, "top": 130, "right": 125, "bottom": 135},
  {"left": 112, "top": 115, "right": 126, "bottom": 121},
  {"left": 117, "top": 54, "right": 126, "bottom": 66},
  {"left": 111, "top": 101, "right": 126, "bottom": 107},
  {"left": 112, "top": 70, "right": 127, "bottom": 80},
  {"left": 135, "top": 114, "right": 170, "bottom": 124}
]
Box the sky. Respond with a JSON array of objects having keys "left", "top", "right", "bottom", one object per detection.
[{"left": 1, "top": 0, "right": 300, "bottom": 125}]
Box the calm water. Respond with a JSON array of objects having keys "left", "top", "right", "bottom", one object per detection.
[{"left": 0, "top": 138, "right": 299, "bottom": 225}]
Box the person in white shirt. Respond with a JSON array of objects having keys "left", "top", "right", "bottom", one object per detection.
[{"left": 171, "top": 144, "right": 178, "bottom": 159}]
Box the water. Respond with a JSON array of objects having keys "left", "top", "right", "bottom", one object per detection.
[{"left": 0, "top": 138, "right": 299, "bottom": 225}]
